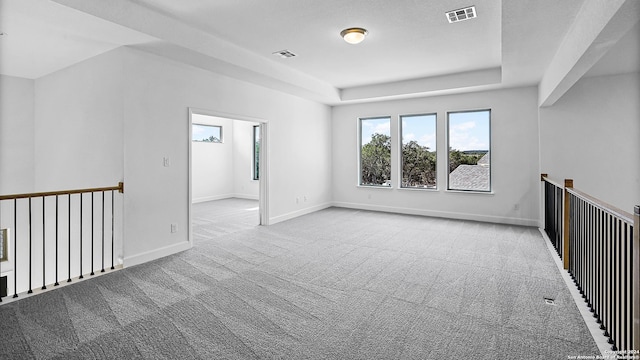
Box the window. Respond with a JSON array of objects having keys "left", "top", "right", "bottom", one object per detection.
[
  {"left": 0, "top": 228, "right": 7, "bottom": 262},
  {"left": 253, "top": 125, "right": 260, "bottom": 180},
  {"left": 447, "top": 110, "right": 491, "bottom": 192},
  {"left": 400, "top": 114, "right": 437, "bottom": 189},
  {"left": 359, "top": 117, "right": 391, "bottom": 187},
  {"left": 192, "top": 124, "right": 222, "bottom": 143}
]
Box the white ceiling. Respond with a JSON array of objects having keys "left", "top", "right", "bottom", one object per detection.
[
  {"left": 0, "top": 0, "right": 156, "bottom": 79},
  {"left": 1, "top": 0, "right": 637, "bottom": 104},
  {"left": 131, "top": 0, "right": 502, "bottom": 89}
]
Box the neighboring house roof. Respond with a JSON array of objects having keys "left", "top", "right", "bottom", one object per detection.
[
  {"left": 477, "top": 153, "right": 490, "bottom": 166},
  {"left": 449, "top": 164, "right": 490, "bottom": 191}
]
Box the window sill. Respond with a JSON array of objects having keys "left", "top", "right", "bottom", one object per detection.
[
  {"left": 445, "top": 189, "right": 494, "bottom": 195},
  {"left": 397, "top": 187, "right": 438, "bottom": 192},
  {"left": 357, "top": 185, "right": 393, "bottom": 189}
]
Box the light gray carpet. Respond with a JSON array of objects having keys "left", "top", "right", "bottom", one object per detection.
[{"left": 0, "top": 198, "right": 600, "bottom": 359}]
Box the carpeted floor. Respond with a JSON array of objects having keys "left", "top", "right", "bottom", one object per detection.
[{"left": 0, "top": 198, "right": 600, "bottom": 359}]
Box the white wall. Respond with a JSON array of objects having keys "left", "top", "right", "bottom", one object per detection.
[
  {"left": 233, "top": 120, "right": 260, "bottom": 199},
  {"left": 332, "top": 86, "right": 541, "bottom": 226},
  {"left": 0, "top": 75, "right": 34, "bottom": 294},
  {"left": 34, "top": 49, "right": 124, "bottom": 191},
  {"left": 0, "top": 52, "right": 126, "bottom": 293},
  {"left": 0, "top": 75, "right": 35, "bottom": 194},
  {"left": 539, "top": 72, "right": 640, "bottom": 213},
  {"left": 33, "top": 49, "right": 125, "bottom": 284},
  {"left": 191, "top": 114, "right": 259, "bottom": 203},
  {"left": 191, "top": 114, "right": 235, "bottom": 202},
  {"left": 122, "top": 47, "right": 332, "bottom": 264}
]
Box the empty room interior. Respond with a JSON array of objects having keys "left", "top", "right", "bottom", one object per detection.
[{"left": 0, "top": 0, "right": 639, "bottom": 359}]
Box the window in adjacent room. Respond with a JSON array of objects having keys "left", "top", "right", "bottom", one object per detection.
[
  {"left": 400, "top": 113, "right": 437, "bottom": 189},
  {"left": 0, "top": 229, "right": 7, "bottom": 262},
  {"left": 359, "top": 116, "right": 391, "bottom": 187},
  {"left": 253, "top": 125, "right": 260, "bottom": 180},
  {"left": 192, "top": 124, "right": 222, "bottom": 143},
  {"left": 447, "top": 109, "right": 491, "bottom": 192}
]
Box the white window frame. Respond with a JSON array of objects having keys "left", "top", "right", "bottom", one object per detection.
[
  {"left": 253, "top": 125, "right": 260, "bottom": 181},
  {"left": 192, "top": 124, "right": 223, "bottom": 143},
  {"left": 399, "top": 113, "right": 438, "bottom": 190},
  {"left": 446, "top": 109, "right": 492, "bottom": 193},
  {"left": 358, "top": 116, "right": 392, "bottom": 188}
]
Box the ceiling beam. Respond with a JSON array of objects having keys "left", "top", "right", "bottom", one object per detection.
[
  {"left": 340, "top": 68, "right": 502, "bottom": 102},
  {"left": 52, "top": 0, "right": 340, "bottom": 103},
  {"left": 538, "top": 0, "right": 640, "bottom": 107}
]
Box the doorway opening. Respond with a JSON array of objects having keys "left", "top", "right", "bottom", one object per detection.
[{"left": 187, "top": 108, "right": 268, "bottom": 246}]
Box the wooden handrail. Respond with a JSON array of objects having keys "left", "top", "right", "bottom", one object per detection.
[
  {"left": 0, "top": 182, "right": 123, "bottom": 201},
  {"left": 542, "top": 173, "right": 632, "bottom": 224},
  {"left": 566, "top": 187, "right": 633, "bottom": 225},
  {"left": 540, "top": 174, "right": 565, "bottom": 189}
]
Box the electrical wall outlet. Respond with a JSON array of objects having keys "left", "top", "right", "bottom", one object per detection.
[
  {"left": 163, "top": 157, "right": 170, "bottom": 167},
  {"left": 170, "top": 223, "right": 177, "bottom": 233}
]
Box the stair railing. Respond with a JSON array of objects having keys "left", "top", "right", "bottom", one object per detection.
[
  {"left": 0, "top": 182, "right": 123, "bottom": 301},
  {"left": 541, "top": 174, "right": 638, "bottom": 352}
]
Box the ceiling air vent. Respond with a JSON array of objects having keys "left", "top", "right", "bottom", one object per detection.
[
  {"left": 446, "top": 6, "right": 477, "bottom": 23},
  {"left": 272, "top": 50, "right": 297, "bottom": 59}
]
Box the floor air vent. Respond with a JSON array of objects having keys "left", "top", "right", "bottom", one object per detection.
[
  {"left": 446, "top": 6, "right": 477, "bottom": 23},
  {"left": 544, "top": 297, "right": 556, "bottom": 305}
]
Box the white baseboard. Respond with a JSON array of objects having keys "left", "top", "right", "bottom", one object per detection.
[
  {"left": 331, "top": 201, "right": 539, "bottom": 227},
  {"left": 538, "top": 229, "right": 610, "bottom": 358},
  {"left": 192, "top": 194, "right": 259, "bottom": 203},
  {"left": 268, "top": 202, "right": 332, "bottom": 225},
  {"left": 192, "top": 194, "right": 235, "bottom": 204},
  {"left": 232, "top": 193, "right": 259, "bottom": 200},
  {"left": 123, "top": 241, "right": 192, "bottom": 267}
]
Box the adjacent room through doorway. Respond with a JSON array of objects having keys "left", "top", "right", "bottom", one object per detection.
[{"left": 188, "top": 110, "right": 267, "bottom": 244}]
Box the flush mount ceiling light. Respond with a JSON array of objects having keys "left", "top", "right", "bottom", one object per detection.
[{"left": 340, "top": 27, "right": 368, "bottom": 44}]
